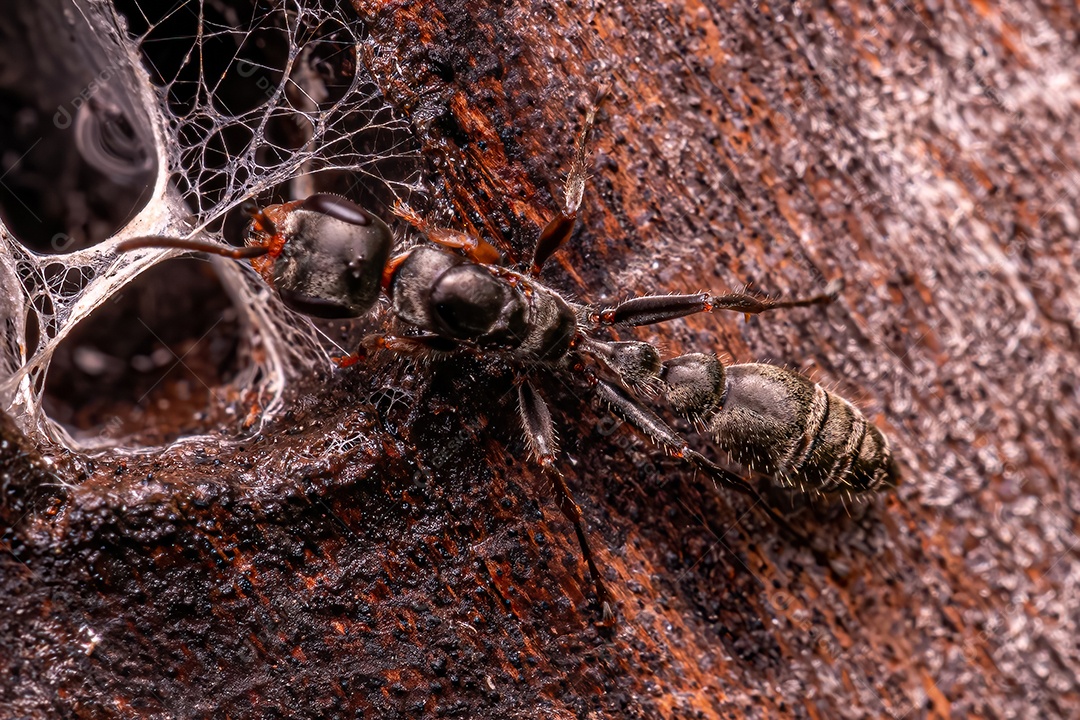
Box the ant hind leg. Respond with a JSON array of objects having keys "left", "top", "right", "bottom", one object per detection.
[
  {"left": 591, "top": 378, "right": 809, "bottom": 543},
  {"left": 517, "top": 380, "right": 615, "bottom": 625}
]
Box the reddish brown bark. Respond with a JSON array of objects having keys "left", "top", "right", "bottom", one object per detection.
[{"left": 3, "top": 0, "right": 1079, "bottom": 718}]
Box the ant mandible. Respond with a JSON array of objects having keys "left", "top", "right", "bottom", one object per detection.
[{"left": 119, "top": 96, "right": 897, "bottom": 622}]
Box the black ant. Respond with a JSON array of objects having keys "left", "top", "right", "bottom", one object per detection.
[{"left": 118, "top": 100, "right": 897, "bottom": 622}]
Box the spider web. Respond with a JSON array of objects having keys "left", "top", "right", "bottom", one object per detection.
[{"left": 0, "top": 0, "right": 419, "bottom": 456}]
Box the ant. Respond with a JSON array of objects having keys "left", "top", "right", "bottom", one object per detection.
[{"left": 119, "top": 98, "right": 897, "bottom": 622}]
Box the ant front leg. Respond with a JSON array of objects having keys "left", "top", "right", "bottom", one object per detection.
[
  {"left": 530, "top": 88, "right": 606, "bottom": 276},
  {"left": 333, "top": 333, "right": 460, "bottom": 368},
  {"left": 392, "top": 202, "right": 502, "bottom": 266},
  {"left": 592, "top": 278, "right": 844, "bottom": 328},
  {"left": 517, "top": 381, "right": 615, "bottom": 624}
]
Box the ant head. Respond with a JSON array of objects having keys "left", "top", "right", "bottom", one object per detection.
[
  {"left": 245, "top": 194, "right": 394, "bottom": 319},
  {"left": 119, "top": 194, "right": 394, "bottom": 320}
]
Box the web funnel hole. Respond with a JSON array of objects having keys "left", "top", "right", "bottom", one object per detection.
[{"left": 0, "top": 0, "right": 421, "bottom": 462}]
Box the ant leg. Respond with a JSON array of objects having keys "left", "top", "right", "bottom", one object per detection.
[
  {"left": 592, "top": 378, "right": 806, "bottom": 539},
  {"left": 530, "top": 88, "right": 606, "bottom": 275},
  {"left": 592, "top": 379, "right": 749, "bottom": 493},
  {"left": 592, "top": 279, "right": 844, "bottom": 327},
  {"left": 333, "top": 333, "right": 460, "bottom": 368},
  {"left": 392, "top": 201, "right": 502, "bottom": 265},
  {"left": 518, "top": 381, "right": 615, "bottom": 623}
]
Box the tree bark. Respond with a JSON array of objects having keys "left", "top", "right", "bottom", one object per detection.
[{"left": 3, "top": 0, "right": 1079, "bottom": 718}]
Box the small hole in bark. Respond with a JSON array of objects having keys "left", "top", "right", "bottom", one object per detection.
[{"left": 43, "top": 258, "right": 243, "bottom": 445}]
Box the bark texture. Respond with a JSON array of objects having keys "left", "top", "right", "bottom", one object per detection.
[{"left": 3, "top": 0, "right": 1079, "bottom": 718}]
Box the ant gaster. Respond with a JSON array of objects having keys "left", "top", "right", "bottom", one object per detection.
[{"left": 119, "top": 99, "right": 898, "bottom": 621}]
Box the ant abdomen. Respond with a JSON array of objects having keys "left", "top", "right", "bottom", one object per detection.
[{"left": 662, "top": 354, "right": 897, "bottom": 495}]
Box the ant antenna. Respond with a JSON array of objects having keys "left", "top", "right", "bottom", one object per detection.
[{"left": 116, "top": 236, "right": 270, "bottom": 259}]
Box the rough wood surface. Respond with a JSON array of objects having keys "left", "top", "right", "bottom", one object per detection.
[{"left": 3, "top": 0, "right": 1079, "bottom": 718}]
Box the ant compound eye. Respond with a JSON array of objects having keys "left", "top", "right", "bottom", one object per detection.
[
  {"left": 300, "top": 194, "right": 375, "bottom": 227},
  {"left": 430, "top": 265, "right": 508, "bottom": 339},
  {"left": 271, "top": 198, "right": 393, "bottom": 319}
]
